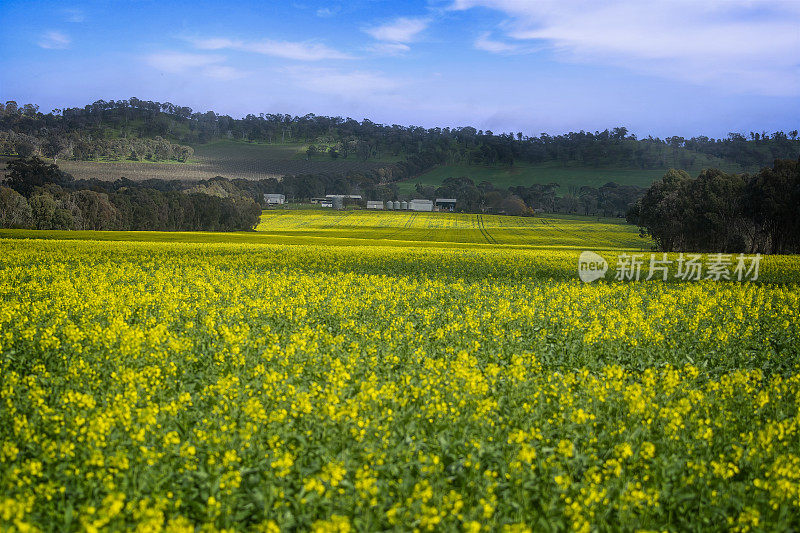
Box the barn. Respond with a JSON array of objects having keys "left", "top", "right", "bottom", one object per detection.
[
  {"left": 435, "top": 198, "right": 457, "bottom": 212},
  {"left": 409, "top": 199, "right": 433, "bottom": 212}
]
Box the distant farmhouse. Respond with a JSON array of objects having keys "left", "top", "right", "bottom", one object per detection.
[
  {"left": 269, "top": 194, "right": 454, "bottom": 212},
  {"left": 264, "top": 193, "right": 285, "bottom": 205}
]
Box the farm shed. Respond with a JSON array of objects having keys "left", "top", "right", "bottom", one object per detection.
[
  {"left": 435, "top": 198, "right": 457, "bottom": 212},
  {"left": 326, "top": 194, "right": 362, "bottom": 200},
  {"left": 264, "top": 193, "right": 285, "bottom": 205},
  {"left": 326, "top": 194, "right": 362, "bottom": 208},
  {"left": 367, "top": 201, "right": 384, "bottom": 209},
  {"left": 409, "top": 199, "right": 434, "bottom": 212}
]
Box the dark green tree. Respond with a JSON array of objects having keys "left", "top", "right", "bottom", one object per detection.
[{"left": 4, "top": 157, "right": 73, "bottom": 197}]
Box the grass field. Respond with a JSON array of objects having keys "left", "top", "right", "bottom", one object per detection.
[
  {"left": 191, "top": 140, "right": 388, "bottom": 180},
  {"left": 399, "top": 156, "right": 749, "bottom": 194},
  {"left": 1, "top": 212, "right": 799, "bottom": 531},
  {"left": 192, "top": 140, "right": 308, "bottom": 161}
]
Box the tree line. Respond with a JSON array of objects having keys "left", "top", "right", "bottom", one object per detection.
[
  {"left": 2, "top": 99, "right": 797, "bottom": 170},
  {"left": 0, "top": 130, "right": 193, "bottom": 163},
  {"left": 224, "top": 170, "right": 640, "bottom": 217},
  {"left": 628, "top": 159, "right": 800, "bottom": 254},
  {"left": 0, "top": 158, "right": 259, "bottom": 231},
  {"left": 510, "top": 182, "right": 644, "bottom": 217},
  {"left": 1, "top": 153, "right": 642, "bottom": 226}
]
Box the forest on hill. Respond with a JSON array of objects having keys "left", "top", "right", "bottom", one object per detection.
[{"left": 1, "top": 98, "right": 798, "bottom": 171}]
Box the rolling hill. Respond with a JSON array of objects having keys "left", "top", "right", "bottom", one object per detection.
[
  {"left": 395, "top": 153, "right": 746, "bottom": 195},
  {"left": 2, "top": 97, "right": 797, "bottom": 196},
  {"left": 0, "top": 138, "right": 754, "bottom": 191}
]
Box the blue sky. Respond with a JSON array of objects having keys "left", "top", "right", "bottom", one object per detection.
[{"left": 0, "top": 0, "right": 798, "bottom": 138}]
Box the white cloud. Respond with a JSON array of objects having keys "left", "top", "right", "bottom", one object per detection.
[
  {"left": 144, "top": 52, "right": 247, "bottom": 79},
  {"left": 192, "top": 38, "right": 238, "bottom": 50},
  {"left": 189, "top": 37, "right": 353, "bottom": 61},
  {"left": 451, "top": 0, "right": 800, "bottom": 96},
  {"left": 202, "top": 65, "right": 248, "bottom": 80},
  {"left": 368, "top": 43, "right": 411, "bottom": 56},
  {"left": 365, "top": 17, "right": 430, "bottom": 43},
  {"left": 38, "top": 31, "right": 71, "bottom": 49},
  {"left": 316, "top": 6, "right": 339, "bottom": 18},
  {"left": 285, "top": 66, "right": 400, "bottom": 97},
  {"left": 474, "top": 32, "right": 518, "bottom": 53}
]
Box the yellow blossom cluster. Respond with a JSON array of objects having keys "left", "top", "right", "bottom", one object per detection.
[{"left": 0, "top": 238, "right": 798, "bottom": 531}]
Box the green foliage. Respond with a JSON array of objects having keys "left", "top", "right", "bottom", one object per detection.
[
  {"left": 0, "top": 186, "right": 33, "bottom": 228},
  {"left": 400, "top": 158, "right": 740, "bottom": 194},
  {"left": 0, "top": 130, "right": 193, "bottom": 163},
  {"left": 631, "top": 160, "right": 800, "bottom": 253},
  {"left": 4, "top": 156, "right": 72, "bottom": 196},
  {"left": 0, "top": 158, "right": 261, "bottom": 232}
]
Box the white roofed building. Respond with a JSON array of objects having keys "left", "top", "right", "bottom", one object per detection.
[
  {"left": 409, "top": 199, "right": 434, "bottom": 212},
  {"left": 264, "top": 193, "right": 285, "bottom": 205}
]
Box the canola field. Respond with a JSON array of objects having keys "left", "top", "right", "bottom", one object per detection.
[
  {"left": 1, "top": 211, "right": 800, "bottom": 532},
  {"left": 255, "top": 210, "right": 647, "bottom": 250}
]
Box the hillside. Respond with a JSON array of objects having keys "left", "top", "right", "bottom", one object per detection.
[
  {"left": 0, "top": 140, "right": 389, "bottom": 182},
  {"left": 396, "top": 153, "right": 746, "bottom": 195},
  {"left": 0, "top": 140, "right": 754, "bottom": 190},
  {"left": 191, "top": 140, "right": 389, "bottom": 178},
  {"left": 3, "top": 99, "right": 798, "bottom": 183}
]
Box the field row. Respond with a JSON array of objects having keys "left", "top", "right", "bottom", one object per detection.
[{"left": 256, "top": 210, "right": 646, "bottom": 250}]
